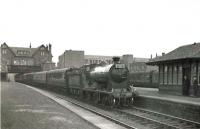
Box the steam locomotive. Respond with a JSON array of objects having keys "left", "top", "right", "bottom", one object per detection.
[{"left": 16, "top": 57, "right": 135, "bottom": 107}]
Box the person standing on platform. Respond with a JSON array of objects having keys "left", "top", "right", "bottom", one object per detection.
[
  {"left": 183, "top": 75, "right": 190, "bottom": 96},
  {"left": 193, "top": 76, "right": 198, "bottom": 97}
]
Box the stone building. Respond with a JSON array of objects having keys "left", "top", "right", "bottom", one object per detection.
[
  {"left": 0, "top": 56, "right": 8, "bottom": 81},
  {"left": 147, "top": 43, "right": 200, "bottom": 96},
  {"left": 57, "top": 50, "right": 84, "bottom": 68},
  {"left": 121, "top": 54, "right": 134, "bottom": 64},
  {"left": 0, "top": 42, "right": 55, "bottom": 73}
]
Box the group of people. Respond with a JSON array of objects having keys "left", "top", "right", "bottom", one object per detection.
[{"left": 183, "top": 75, "right": 199, "bottom": 97}]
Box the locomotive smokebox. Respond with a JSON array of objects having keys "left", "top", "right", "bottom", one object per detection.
[{"left": 112, "top": 57, "right": 120, "bottom": 64}]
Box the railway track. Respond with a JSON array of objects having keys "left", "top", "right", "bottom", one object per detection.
[
  {"left": 34, "top": 87, "right": 138, "bottom": 129},
  {"left": 56, "top": 95, "right": 137, "bottom": 129},
  {"left": 28, "top": 85, "right": 200, "bottom": 129},
  {"left": 115, "top": 106, "right": 200, "bottom": 129},
  {"left": 50, "top": 89, "right": 200, "bottom": 129}
]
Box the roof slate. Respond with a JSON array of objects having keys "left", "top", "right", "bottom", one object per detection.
[
  {"left": 10, "top": 47, "right": 38, "bottom": 57},
  {"left": 148, "top": 43, "right": 200, "bottom": 64}
]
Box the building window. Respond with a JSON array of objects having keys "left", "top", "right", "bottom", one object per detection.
[
  {"left": 17, "top": 50, "right": 30, "bottom": 55},
  {"left": 159, "top": 65, "right": 164, "bottom": 84},
  {"left": 13, "top": 59, "right": 32, "bottom": 66},
  {"left": 164, "top": 65, "right": 168, "bottom": 85},
  {"left": 168, "top": 65, "right": 172, "bottom": 85},
  {"left": 14, "top": 60, "right": 19, "bottom": 65},
  {"left": 177, "top": 64, "right": 182, "bottom": 85},
  {"left": 173, "top": 65, "right": 177, "bottom": 85},
  {"left": 41, "top": 51, "right": 45, "bottom": 56},
  {"left": 2, "top": 49, "right": 7, "bottom": 54}
]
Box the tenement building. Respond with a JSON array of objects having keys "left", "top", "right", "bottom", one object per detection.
[
  {"left": 0, "top": 42, "right": 55, "bottom": 73},
  {"left": 57, "top": 50, "right": 85, "bottom": 68},
  {"left": 147, "top": 43, "right": 200, "bottom": 96}
]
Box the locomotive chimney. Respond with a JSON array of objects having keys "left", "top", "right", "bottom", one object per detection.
[{"left": 112, "top": 56, "right": 120, "bottom": 64}]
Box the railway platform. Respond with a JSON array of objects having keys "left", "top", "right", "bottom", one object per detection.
[
  {"left": 1, "top": 81, "right": 98, "bottom": 129},
  {"left": 1, "top": 82, "right": 126, "bottom": 129},
  {"left": 133, "top": 87, "right": 200, "bottom": 123}
]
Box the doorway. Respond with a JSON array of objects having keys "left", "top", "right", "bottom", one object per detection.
[{"left": 182, "top": 67, "right": 190, "bottom": 95}]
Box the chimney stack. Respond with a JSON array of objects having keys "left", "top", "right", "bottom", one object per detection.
[
  {"left": 112, "top": 57, "right": 120, "bottom": 64},
  {"left": 49, "top": 43, "right": 52, "bottom": 53},
  {"left": 162, "top": 52, "right": 165, "bottom": 56}
]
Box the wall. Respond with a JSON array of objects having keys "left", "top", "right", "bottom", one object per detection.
[
  {"left": 63, "top": 50, "right": 84, "bottom": 68},
  {"left": 33, "top": 47, "right": 52, "bottom": 66}
]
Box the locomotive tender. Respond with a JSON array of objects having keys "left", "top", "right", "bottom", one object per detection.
[{"left": 16, "top": 57, "right": 135, "bottom": 106}]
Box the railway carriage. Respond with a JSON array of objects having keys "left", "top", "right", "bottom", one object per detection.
[
  {"left": 23, "top": 73, "right": 34, "bottom": 85},
  {"left": 15, "top": 73, "right": 24, "bottom": 83},
  {"left": 46, "top": 68, "right": 69, "bottom": 88},
  {"left": 32, "top": 71, "right": 47, "bottom": 86}
]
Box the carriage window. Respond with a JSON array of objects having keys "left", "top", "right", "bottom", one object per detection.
[{"left": 54, "top": 73, "right": 62, "bottom": 79}]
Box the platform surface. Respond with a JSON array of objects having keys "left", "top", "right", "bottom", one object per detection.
[
  {"left": 135, "top": 87, "right": 200, "bottom": 106},
  {"left": 1, "top": 82, "right": 98, "bottom": 129}
]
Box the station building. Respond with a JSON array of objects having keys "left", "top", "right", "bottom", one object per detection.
[
  {"left": 0, "top": 42, "right": 55, "bottom": 73},
  {"left": 147, "top": 43, "right": 200, "bottom": 96}
]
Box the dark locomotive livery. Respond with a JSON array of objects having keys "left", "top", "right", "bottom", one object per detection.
[{"left": 16, "top": 57, "right": 135, "bottom": 106}]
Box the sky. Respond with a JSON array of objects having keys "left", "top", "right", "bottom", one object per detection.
[{"left": 0, "top": 0, "right": 200, "bottom": 63}]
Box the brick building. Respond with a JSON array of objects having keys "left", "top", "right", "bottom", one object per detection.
[
  {"left": 0, "top": 42, "right": 55, "bottom": 73},
  {"left": 147, "top": 43, "right": 200, "bottom": 96}
]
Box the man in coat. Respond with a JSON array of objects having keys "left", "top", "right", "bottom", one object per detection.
[
  {"left": 193, "top": 76, "right": 198, "bottom": 97},
  {"left": 183, "top": 75, "right": 190, "bottom": 96}
]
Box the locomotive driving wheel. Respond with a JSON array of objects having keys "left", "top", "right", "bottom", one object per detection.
[
  {"left": 94, "top": 92, "right": 99, "bottom": 104},
  {"left": 108, "top": 95, "right": 115, "bottom": 107}
]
